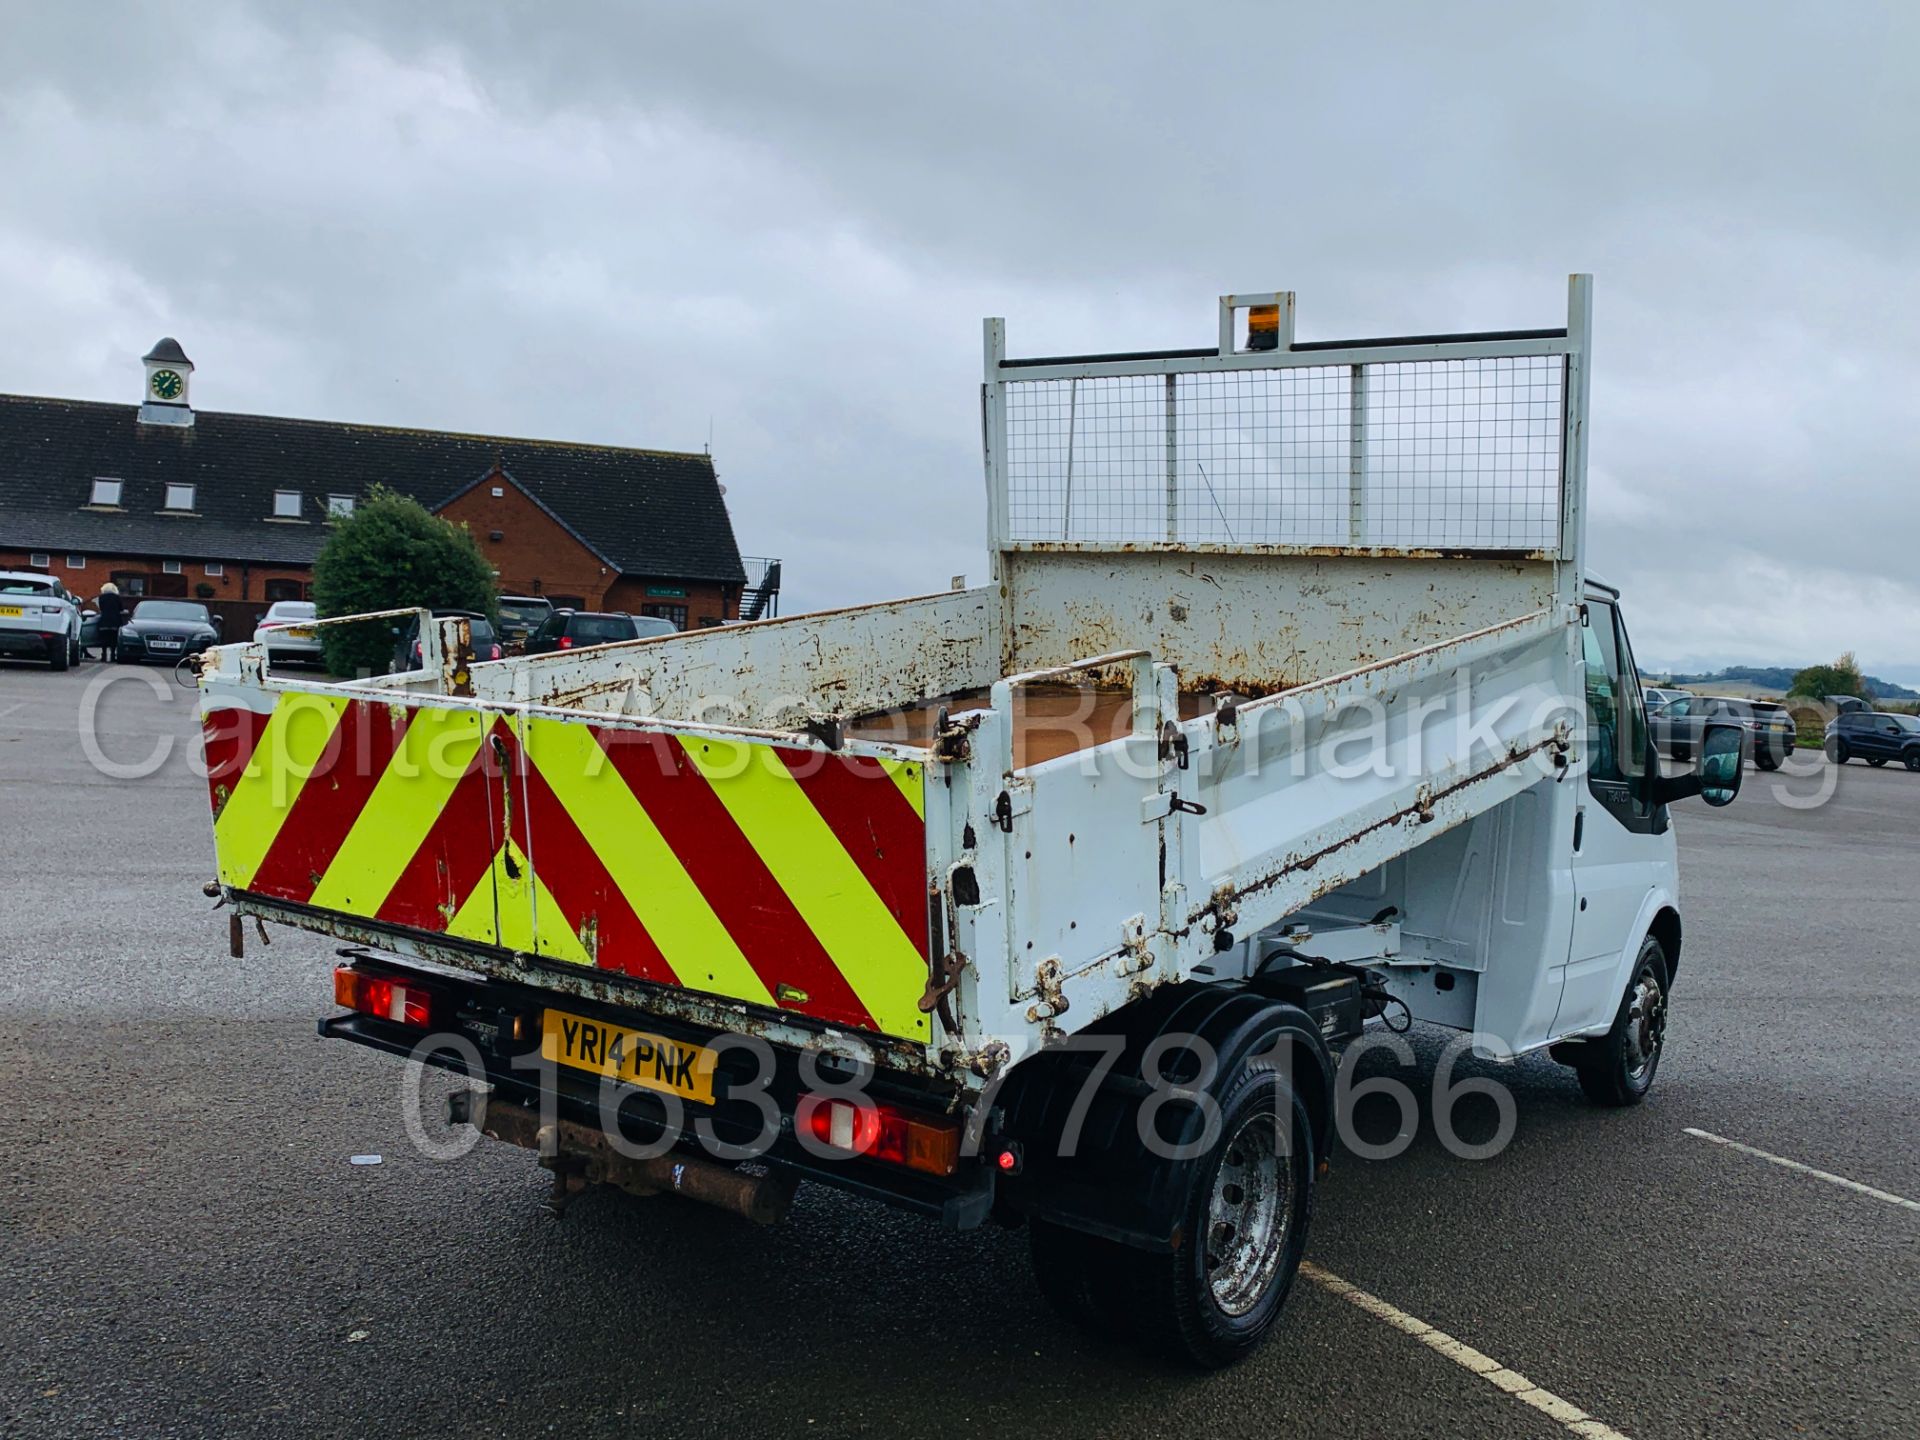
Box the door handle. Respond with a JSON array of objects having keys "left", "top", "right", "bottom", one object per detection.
[{"left": 1573, "top": 809, "right": 1585, "bottom": 852}]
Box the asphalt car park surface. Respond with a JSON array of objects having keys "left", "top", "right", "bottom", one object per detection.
[{"left": 2, "top": 660, "right": 1915, "bottom": 1438}]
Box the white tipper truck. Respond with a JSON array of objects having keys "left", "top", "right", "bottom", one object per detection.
[{"left": 196, "top": 275, "right": 1744, "bottom": 1366}]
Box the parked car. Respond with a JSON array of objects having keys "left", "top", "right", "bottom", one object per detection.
[
  {"left": 392, "top": 608, "right": 503, "bottom": 672},
  {"left": 0, "top": 570, "right": 84, "bottom": 670},
  {"left": 523, "top": 609, "right": 675, "bottom": 654},
  {"left": 1642, "top": 685, "right": 1689, "bottom": 713},
  {"left": 495, "top": 594, "right": 554, "bottom": 651},
  {"left": 116, "top": 599, "right": 222, "bottom": 664},
  {"left": 253, "top": 599, "right": 323, "bottom": 666},
  {"left": 1650, "top": 694, "right": 1794, "bottom": 770},
  {"left": 1825, "top": 709, "right": 1920, "bottom": 770}
]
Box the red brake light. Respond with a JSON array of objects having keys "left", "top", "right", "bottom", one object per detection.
[
  {"left": 558, "top": 635, "right": 573, "bottom": 649},
  {"left": 488, "top": 644, "right": 502, "bottom": 660},
  {"left": 799, "top": 1094, "right": 959, "bottom": 1176},
  {"left": 333, "top": 965, "right": 433, "bottom": 1027}
]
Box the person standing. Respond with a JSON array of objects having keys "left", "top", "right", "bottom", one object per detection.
[{"left": 94, "top": 581, "right": 124, "bottom": 661}]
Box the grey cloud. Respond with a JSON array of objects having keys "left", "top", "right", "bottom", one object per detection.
[{"left": 2, "top": 1, "right": 1915, "bottom": 668}]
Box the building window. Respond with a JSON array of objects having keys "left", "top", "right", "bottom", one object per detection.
[
  {"left": 327, "top": 494, "right": 355, "bottom": 518},
  {"left": 641, "top": 603, "right": 689, "bottom": 630},
  {"left": 29, "top": 551, "right": 50, "bottom": 568},
  {"left": 264, "top": 578, "right": 303, "bottom": 602},
  {"left": 165, "top": 483, "right": 195, "bottom": 511},
  {"left": 90, "top": 478, "right": 123, "bottom": 506},
  {"left": 67, "top": 554, "right": 86, "bottom": 569},
  {"left": 162, "top": 559, "right": 183, "bottom": 575},
  {"left": 273, "top": 490, "right": 302, "bottom": 518},
  {"left": 205, "top": 562, "right": 225, "bottom": 578}
]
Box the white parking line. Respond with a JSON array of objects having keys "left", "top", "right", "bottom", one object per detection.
[
  {"left": 1299, "top": 1262, "right": 1632, "bottom": 1440},
  {"left": 1682, "top": 1128, "right": 1920, "bottom": 1214}
]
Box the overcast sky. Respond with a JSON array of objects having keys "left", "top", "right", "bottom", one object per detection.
[{"left": 5, "top": 2, "right": 1916, "bottom": 678}]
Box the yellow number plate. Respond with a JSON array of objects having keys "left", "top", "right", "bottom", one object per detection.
[
  {"left": 540, "top": 1008, "right": 718, "bottom": 1105},
  {"left": 0, "top": 606, "right": 22, "bottom": 618}
]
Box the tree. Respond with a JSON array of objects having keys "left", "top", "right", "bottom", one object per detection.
[
  {"left": 311, "top": 486, "right": 497, "bottom": 675},
  {"left": 1788, "top": 651, "right": 1873, "bottom": 702}
]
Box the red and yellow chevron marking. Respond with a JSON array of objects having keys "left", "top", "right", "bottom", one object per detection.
[{"left": 202, "top": 696, "right": 932, "bottom": 1040}]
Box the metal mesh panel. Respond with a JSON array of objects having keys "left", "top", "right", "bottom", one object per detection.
[{"left": 1002, "top": 355, "right": 1563, "bottom": 551}]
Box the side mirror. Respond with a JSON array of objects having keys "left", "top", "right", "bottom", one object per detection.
[{"left": 1653, "top": 720, "right": 1744, "bottom": 807}]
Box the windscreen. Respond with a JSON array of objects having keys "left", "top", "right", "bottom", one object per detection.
[
  {"left": 568, "top": 614, "right": 634, "bottom": 644},
  {"left": 134, "top": 601, "right": 207, "bottom": 622}
]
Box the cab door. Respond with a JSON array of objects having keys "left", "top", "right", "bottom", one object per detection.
[{"left": 1560, "top": 597, "right": 1667, "bottom": 1036}]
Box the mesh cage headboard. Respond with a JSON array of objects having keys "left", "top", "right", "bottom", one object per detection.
[{"left": 983, "top": 277, "right": 1591, "bottom": 564}]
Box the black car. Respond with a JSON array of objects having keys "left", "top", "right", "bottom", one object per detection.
[
  {"left": 1825, "top": 710, "right": 1920, "bottom": 770},
  {"left": 1650, "top": 694, "right": 1795, "bottom": 771},
  {"left": 116, "top": 599, "right": 222, "bottom": 663},
  {"left": 392, "top": 609, "right": 503, "bottom": 672},
  {"left": 495, "top": 594, "right": 554, "bottom": 651},
  {"left": 524, "top": 609, "right": 676, "bottom": 654}
]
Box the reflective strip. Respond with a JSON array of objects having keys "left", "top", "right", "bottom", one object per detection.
[
  {"left": 526, "top": 718, "right": 768, "bottom": 1002},
  {"left": 212, "top": 693, "right": 348, "bottom": 890},
  {"left": 879, "top": 756, "right": 926, "bottom": 819},
  {"left": 679, "top": 735, "right": 929, "bottom": 1039},
  {"left": 307, "top": 706, "right": 487, "bottom": 916}
]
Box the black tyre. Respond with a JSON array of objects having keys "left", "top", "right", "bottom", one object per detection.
[
  {"left": 1574, "top": 937, "right": 1670, "bottom": 1108},
  {"left": 1905, "top": 752, "right": 1920, "bottom": 773},
  {"left": 1029, "top": 1218, "right": 1139, "bottom": 1340},
  {"left": 1753, "top": 747, "right": 1780, "bottom": 772},
  {"left": 1128, "top": 1067, "right": 1316, "bottom": 1368},
  {"left": 47, "top": 636, "right": 70, "bottom": 672},
  {"left": 68, "top": 634, "right": 82, "bottom": 667},
  {"left": 1868, "top": 757, "right": 1888, "bottom": 768},
  {"left": 1827, "top": 738, "right": 1848, "bottom": 764}
]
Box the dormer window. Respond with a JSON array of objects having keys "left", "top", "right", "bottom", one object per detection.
[
  {"left": 273, "top": 490, "right": 302, "bottom": 519},
  {"left": 164, "top": 483, "right": 196, "bottom": 511},
  {"left": 90, "top": 478, "right": 123, "bottom": 506},
  {"left": 327, "top": 494, "right": 355, "bottom": 518}
]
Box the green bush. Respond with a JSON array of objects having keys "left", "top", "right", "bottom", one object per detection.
[
  {"left": 1788, "top": 651, "right": 1872, "bottom": 703},
  {"left": 311, "top": 486, "right": 497, "bottom": 675}
]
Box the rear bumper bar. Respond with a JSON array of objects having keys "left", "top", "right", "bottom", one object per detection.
[{"left": 319, "top": 969, "right": 996, "bottom": 1231}]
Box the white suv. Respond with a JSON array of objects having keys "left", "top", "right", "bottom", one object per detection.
[{"left": 0, "top": 570, "right": 83, "bottom": 671}]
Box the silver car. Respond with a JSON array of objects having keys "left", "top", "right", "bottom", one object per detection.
[{"left": 253, "top": 600, "right": 323, "bottom": 666}]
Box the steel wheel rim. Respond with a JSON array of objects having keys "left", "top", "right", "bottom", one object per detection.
[
  {"left": 1204, "top": 1109, "right": 1289, "bottom": 1317},
  {"left": 1623, "top": 966, "right": 1667, "bottom": 1083}
]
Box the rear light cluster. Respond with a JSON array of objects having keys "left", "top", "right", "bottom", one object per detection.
[
  {"left": 333, "top": 966, "right": 434, "bottom": 1027},
  {"left": 557, "top": 635, "right": 574, "bottom": 649},
  {"left": 799, "top": 1094, "right": 960, "bottom": 1177}
]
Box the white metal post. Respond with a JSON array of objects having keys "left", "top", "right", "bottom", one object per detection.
[
  {"left": 982, "top": 318, "right": 1010, "bottom": 566},
  {"left": 1348, "top": 364, "right": 1368, "bottom": 545},
  {"left": 1164, "top": 372, "right": 1179, "bottom": 541},
  {"left": 1559, "top": 274, "right": 1593, "bottom": 603}
]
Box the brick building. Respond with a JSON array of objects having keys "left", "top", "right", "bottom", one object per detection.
[{"left": 0, "top": 339, "right": 770, "bottom": 630}]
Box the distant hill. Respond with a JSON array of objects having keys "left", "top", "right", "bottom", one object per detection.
[{"left": 1658, "top": 664, "right": 1920, "bottom": 700}]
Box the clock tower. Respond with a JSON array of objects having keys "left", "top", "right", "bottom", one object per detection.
[{"left": 139, "top": 337, "right": 195, "bottom": 427}]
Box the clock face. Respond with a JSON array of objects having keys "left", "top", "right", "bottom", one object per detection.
[{"left": 150, "top": 368, "right": 184, "bottom": 401}]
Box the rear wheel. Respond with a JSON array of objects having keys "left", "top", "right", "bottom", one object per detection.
[
  {"left": 1130, "top": 1069, "right": 1315, "bottom": 1368},
  {"left": 1573, "top": 937, "right": 1670, "bottom": 1108},
  {"left": 1827, "top": 738, "right": 1849, "bottom": 764},
  {"left": 1029, "top": 1219, "right": 1139, "bottom": 1339},
  {"left": 1754, "top": 746, "right": 1781, "bottom": 771},
  {"left": 47, "top": 636, "right": 70, "bottom": 671},
  {"left": 1905, "top": 752, "right": 1920, "bottom": 773}
]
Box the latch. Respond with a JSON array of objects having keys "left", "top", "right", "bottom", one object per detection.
[
  {"left": 1159, "top": 720, "right": 1190, "bottom": 770},
  {"left": 993, "top": 790, "right": 1013, "bottom": 833},
  {"left": 1141, "top": 791, "right": 1209, "bottom": 821}
]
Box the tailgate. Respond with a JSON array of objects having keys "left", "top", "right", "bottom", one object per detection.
[{"left": 203, "top": 690, "right": 934, "bottom": 1042}]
